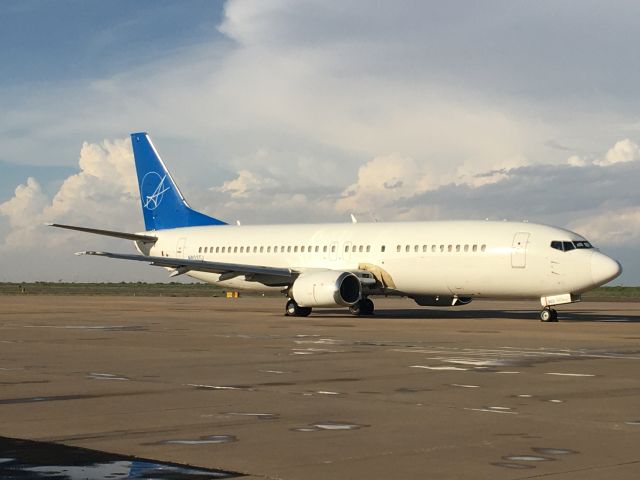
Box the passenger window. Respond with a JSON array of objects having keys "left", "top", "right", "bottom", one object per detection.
[
  {"left": 215, "top": 247, "right": 219, "bottom": 253},
  {"left": 432, "top": 245, "right": 436, "bottom": 253},
  {"left": 440, "top": 245, "right": 445, "bottom": 252},
  {"left": 464, "top": 245, "right": 469, "bottom": 252},
  {"left": 198, "top": 247, "right": 202, "bottom": 253},
  {"left": 315, "top": 246, "right": 319, "bottom": 253},
  {"left": 448, "top": 245, "right": 452, "bottom": 252},
  {"left": 232, "top": 246, "right": 237, "bottom": 253},
  {"left": 301, "top": 246, "right": 305, "bottom": 253},
  {"left": 397, "top": 245, "right": 401, "bottom": 252},
  {"left": 381, "top": 245, "right": 386, "bottom": 252},
  {"left": 240, "top": 246, "right": 244, "bottom": 253},
  {"left": 345, "top": 245, "right": 349, "bottom": 252},
  {"left": 423, "top": 245, "right": 427, "bottom": 252},
  {"left": 366, "top": 245, "right": 371, "bottom": 252},
  {"left": 323, "top": 246, "right": 328, "bottom": 253},
  {"left": 563, "top": 241, "right": 575, "bottom": 251},
  {"left": 331, "top": 245, "right": 336, "bottom": 253},
  {"left": 359, "top": 245, "right": 364, "bottom": 253},
  {"left": 351, "top": 245, "right": 356, "bottom": 252},
  {"left": 481, "top": 244, "right": 486, "bottom": 252},
  {"left": 456, "top": 245, "right": 460, "bottom": 252},
  {"left": 414, "top": 245, "right": 418, "bottom": 252},
  {"left": 266, "top": 246, "right": 271, "bottom": 253},
  {"left": 472, "top": 245, "right": 477, "bottom": 252},
  {"left": 259, "top": 246, "right": 263, "bottom": 253},
  {"left": 287, "top": 246, "right": 292, "bottom": 253},
  {"left": 406, "top": 245, "right": 410, "bottom": 252},
  {"left": 253, "top": 246, "right": 257, "bottom": 253}
]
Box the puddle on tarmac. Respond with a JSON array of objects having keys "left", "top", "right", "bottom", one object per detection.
[
  {"left": 0, "top": 436, "right": 242, "bottom": 478},
  {"left": 292, "top": 421, "right": 369, "bottom": 432},
  {"left": 491, "top": 462, "right": 536, "bottom": 469},
  {"left": 188, "top": 384, "right": 252, "bottom": 391},
  {"left": 532, "top": 447, "right": 578, "bottom": 455},
  {"left": 0, "top": 394, "right": 93, "bottom": 405},
  {"left": 87, "top": 373, "right": 130, "bottom": 381},
  {"left": 154, "top": 435, "right": 237, "bottom": 446},
  {"left": 222, "top": 413, "right": 279, "bottom": 420},
  {"left": 503, "top": 455, "right": 554, "bottom": 462},
  {"left": 23, "top": 325, "right": 147, "bottom": 332},
  {"left": 396, "top": 387, "right": 432, "bottom": 393}
]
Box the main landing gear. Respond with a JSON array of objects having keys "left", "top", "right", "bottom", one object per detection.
[
  {"left": 285, "top": 299, "right": 312, "bottom": 317},
  {"left": 349, "top": 297, "right": 375, "bottom": 316},
  {"left": 540, "top": 307, "right": 558, "bottom": 322}
]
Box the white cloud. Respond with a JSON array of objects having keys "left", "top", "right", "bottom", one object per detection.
[
  {"left": 567, "top": 155, "right": 587, "bottom": 167},
  {"left": 570, "top": 207, "right": 640, "bottom": 246},
  {"left": 216, "top": 169, "right": 278, "bottom": 198},
  {"left": 0, "top": 177, "right": 48, "bottom": 247},
  {"left": 0, "top": 137, "right": 137, "bottom": 249},
  {"left": 595, "top": 139, "right": 640, "bottom": 166}
]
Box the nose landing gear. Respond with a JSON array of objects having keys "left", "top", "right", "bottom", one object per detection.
[{"left": 540, "top": 307, "right": 558, "bottom": 322}]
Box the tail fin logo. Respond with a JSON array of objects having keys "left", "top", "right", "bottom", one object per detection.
[{"left": 141, "top": 172, "right": 170, "bottom": 211}]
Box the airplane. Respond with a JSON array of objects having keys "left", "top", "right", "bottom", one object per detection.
[{"left": 49, "top": 132, "right": 622, "bottom": 322}]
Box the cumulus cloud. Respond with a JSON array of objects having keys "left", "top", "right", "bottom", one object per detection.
[
  {"left": 570, "top": 207, "right": 640, "bottom": 246},
  {"left": 595, "top": 139, "right": 640, "bottom": 166},
  {"left": 0, "top": 137, "right": 137, "bottom": 249}
]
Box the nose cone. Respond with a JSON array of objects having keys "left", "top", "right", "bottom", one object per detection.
[{"left": 591, "top": 252, "right": 622, "bottom": 286}]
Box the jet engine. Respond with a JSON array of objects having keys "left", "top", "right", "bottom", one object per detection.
[
  {"left": 291, "top": 271, "right": 361, "bottom": 307},
  {"left": 413, "top": 295, "right": 472, "bottom": 307}
]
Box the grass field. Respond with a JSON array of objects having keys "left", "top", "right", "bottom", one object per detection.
[{"left": 0, "top": 282, "right": 638, "bottom": 300}]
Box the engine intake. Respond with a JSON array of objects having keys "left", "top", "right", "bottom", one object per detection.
[{"left": 291, "top": 271, "right": 361, "bottom": 307}]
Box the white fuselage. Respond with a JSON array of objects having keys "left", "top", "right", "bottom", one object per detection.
[{"left": 139, "top": 220, "right": 618, "bottom": 300}]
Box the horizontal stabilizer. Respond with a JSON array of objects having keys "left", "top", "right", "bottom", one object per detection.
[
  {"left": 47, "top": 223, "right": 157, "bottom": 242},
  {"left": 77, "top": 251, "right": 294, "bottom": 278}
]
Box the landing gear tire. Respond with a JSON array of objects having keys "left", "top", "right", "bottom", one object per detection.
[
  {"left": 349, "top": 298, "right": 374, "bottom": 316},
  {"left": 540, "top": 308, "right": 558, "bottom": 322},
  {"left": 285, "top": 299, "right": 312, "bottom": 317}
]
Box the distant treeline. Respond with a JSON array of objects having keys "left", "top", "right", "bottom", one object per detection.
[{"left": 0, "top": 282, "right": 637, "bottom": 300}]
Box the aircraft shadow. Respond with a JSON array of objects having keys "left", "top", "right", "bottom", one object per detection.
[{"left": 311, "top": 308, "right": 640, "bottom": 323}]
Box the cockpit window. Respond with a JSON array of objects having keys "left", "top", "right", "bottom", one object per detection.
[{"left": 551, "top": 240, "right": 593, "bottom": 252}]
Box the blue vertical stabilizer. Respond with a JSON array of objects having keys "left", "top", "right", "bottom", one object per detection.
[{"left": 131, "top": 132, "right": 227, "bottom": 230}]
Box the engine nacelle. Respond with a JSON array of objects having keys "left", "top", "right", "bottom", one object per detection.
[
  {"left": 413, "top": 295, "right": 472, "bottom": 307},
  {"left": 291, "top": 271, "right": 361, "bottom": 307}
]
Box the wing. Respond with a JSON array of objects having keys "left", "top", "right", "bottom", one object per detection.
[{"left": 77, "top": 251, "right": 295, "bottom": 286}]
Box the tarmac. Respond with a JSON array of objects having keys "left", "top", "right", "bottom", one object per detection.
[{"left": 1, "top": 295, "right": 640, "bottom": 479}]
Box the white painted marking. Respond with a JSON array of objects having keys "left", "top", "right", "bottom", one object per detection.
[
  {"left": 496, "top": 371, "right": 520, "bottom": 374},
  {"left": 410, "top": 365, "right": 468, "bottom": 371},
  {"left": 451, "top": 384, "right": 480, "bottom": 388},
  {"left": 517, "top": 394, "right": 532, "bottom": 398},
  {"left": 464, "top": 408, "right": 518, "bottom": 415},
  {"left": 549, "top": 399, "right": 564, "bottom": 403},
  {"left": 259, "top": 370, "right": 288, "bottom": 374},
  {"left": 87, "top": 373, "right": 128, "bottom": 381},
  {"left": 546, "top": 373, "right": 595, "bottom": 377},
  {"left": 187, "top": 384, "right": 242, "bottom": 390}
]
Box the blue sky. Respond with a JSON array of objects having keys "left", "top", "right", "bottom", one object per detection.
[{"left": 0, "top": 0, "right": 639, "bottom": 283}]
